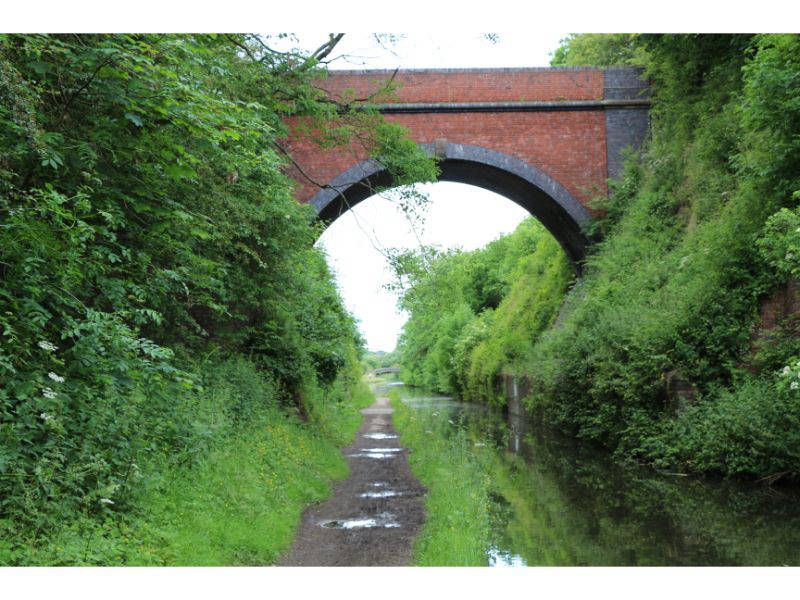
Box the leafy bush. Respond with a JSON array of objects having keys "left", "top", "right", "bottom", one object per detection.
[
  {"left": 0, "top": 34, "right": 434, "bottom": 546},
  {"left": 394, "top": 219, "right": 571, "bottom": 403},
  {"left": 642, "top": 377, "right": 800, "bottom": 478}
]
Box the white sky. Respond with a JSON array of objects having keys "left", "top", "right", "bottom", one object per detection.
[
  {"left": 318, "top": 33, "right": 565, "bottom": 70},
  {"left": 310, "top": 33, "right": 560, "bottom": 352},
  {"left": 317, "top": 183, "right": 530, "bottom": 351}
]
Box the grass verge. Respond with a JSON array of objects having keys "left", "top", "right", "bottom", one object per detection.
[{"left": 390, "top": 390, "right": 492, "bottom": 566}]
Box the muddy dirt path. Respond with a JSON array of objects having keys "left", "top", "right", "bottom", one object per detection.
[{"left": 279, "top": 394, "right": 427, "bottom": 566}]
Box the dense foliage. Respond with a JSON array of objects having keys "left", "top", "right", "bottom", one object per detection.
[
  {"left": 2, "top": 356, "right": 374, "bottom": 565},
  {"left": 549, "top": 33, "right": 644, "bottom": 67},
  {"left": 362, "top": 350, "right": 400, "bottom": 371},
  {"left": 0, "top": 33, "right": 435, "bottom": 559},
  {"left": 529, "top": 34, "right": 800, "bottom": 479},
  {"left": 394, "top": 218, "right": 571, "bottom": 403},
  {"left": 398, "top": 34, "right": 800, "bottom": 481}
]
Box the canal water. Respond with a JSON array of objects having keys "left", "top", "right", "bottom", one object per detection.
[{"left": 383, "top": 381, "right": 800, "bottom": 566}]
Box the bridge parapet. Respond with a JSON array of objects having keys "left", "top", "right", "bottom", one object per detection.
[
  {"left": 372, "top": 367, "right": 401, "bottom": 376},
  {"left": 317, "top": 67, "right": 607, "bottom": 104}
]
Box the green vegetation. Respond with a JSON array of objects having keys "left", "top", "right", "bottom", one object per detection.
[
  {"left": 549, "top": 33, "right": 644, "bottom": 67},
  {"left": 0, "top": 34, "right": 434, "bottom": 564},
  {"left": 362, "top": 350, "right": 400, "bottom": 371},
  {"left": 394, "top": 218, "right": 572, "bottom": 404},
  {"left": 396, "top": 34, "right": 800, "bottom": 481},
  {"left": 390, "top": 390, "right": 492, "bottom": 565},
  {"left": 526, "top": 34, "right": 800, "bottom": 479},
  {"left": 2, "top": 357, "right": 374, "bottom": 565}
]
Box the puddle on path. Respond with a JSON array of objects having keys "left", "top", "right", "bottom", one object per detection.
[
  {"left": 349, "top": 453, "right": 397, "bottom": 459},
  {"left": 348, "top": 448, "right": 403, "bottom": 459},
  {"left": 320, "top": 511, "right": 401, "bottom": 529},
  {"left": 363, "top": 433, "right": 398, "bottom": 440},
  {"left": 360, "top": 490, "right": 403, "bottom": 498}
]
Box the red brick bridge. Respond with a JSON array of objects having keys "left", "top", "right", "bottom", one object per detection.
[{"left": 285, "top": 67, "right": 649, "bottom": 265}]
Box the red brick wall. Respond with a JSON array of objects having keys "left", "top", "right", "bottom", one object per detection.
[
  {"left": 316, "top": 68, "right": 604, "bottom": 103},
  {"left": 285, "top": 69, "right": 608, "bottom": 210}
]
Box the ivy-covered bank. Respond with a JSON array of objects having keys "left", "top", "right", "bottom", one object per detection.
[
  {"left": 0, "top": 34, "right": 434, "bottom": 564},
  {"left": 396, "top": 34, "right": 800, "bottom": 481}
]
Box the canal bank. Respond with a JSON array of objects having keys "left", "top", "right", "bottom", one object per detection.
[{"left": 390, "top": 381, "right": 800, "bottom": 566}]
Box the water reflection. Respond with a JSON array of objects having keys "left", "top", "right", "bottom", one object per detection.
[
  {"left": 320, "top": 511, "right": 401, "bottom": 529},
  {"left": 488, "top": 546, "right": 526, "bottom": 567},
  {"left": 390, "top": 382, "right": 800, "bottom": 566},
  {"left": 363, "top": 433, "right": 399, "bottom": 440}
]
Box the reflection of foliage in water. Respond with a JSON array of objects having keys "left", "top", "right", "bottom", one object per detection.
[{"left": 446, "top": 393, "right": 800, "bottom": 566}]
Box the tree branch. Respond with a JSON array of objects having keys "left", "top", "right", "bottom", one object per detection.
[
  {"left": 225, "top": 35, "right": 257, "bottom": 62},
  {"left": 310, "top": 67, "right": 399, "bottom": 109},
  {"left": 300, "top": 34, "right": 345, "bottom": 71},
  {"left": 271, "top": 139, "right": 401, "bottom": 262},
  {"left": 60, "top": 58, "right": 116, "bottom": 122},
  {"left": 272, "top": 139, "right": 338, "bottom": 191},
  {"left": 252, "top": 36, "right": 293, "bottom": 59}
]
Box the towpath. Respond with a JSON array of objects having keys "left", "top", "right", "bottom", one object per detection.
[{"left": 279, "top": 394, "right": 426, "bottom": 566}]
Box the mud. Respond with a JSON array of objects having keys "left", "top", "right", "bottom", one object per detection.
[{"left": 279, "top": 395, "right": 427, "bottom": 566}]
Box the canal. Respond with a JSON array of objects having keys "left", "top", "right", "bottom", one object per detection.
[{"left": 383, "top": 380, "right": 800, "bottom": 566}]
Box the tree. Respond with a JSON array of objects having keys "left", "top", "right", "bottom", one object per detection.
[
  {"left": 550, "top": 34, "right": 644, "bottom": 67},
  {"left": 0, "top": 33, "right": 435, "bottom": 529}
]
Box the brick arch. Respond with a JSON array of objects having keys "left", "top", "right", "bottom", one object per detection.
[
  {"left": 309, "top": 143, "right": 593, "bottom": 266},
  {"left": 285, "top": 67, "right": 650, "bottom": 268}
]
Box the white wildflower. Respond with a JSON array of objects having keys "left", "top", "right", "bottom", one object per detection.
[
  {"left": 40, "top": 412, "right": 53, "bottom": 422},
  {"left": 791, "top": 381, "right": 799, "bottom": 390},
  {"left": 285, "top": 214, "right": 291, "bottom": 219},
  {"left": 782, "top": 366, "right": 792, "bottom": 376},
  {"left": 42, "top": 387, "right": 57, "bottom": 399},
  {"left": 99, "top": 498, "right": 114, "bottom": 505},
  {"left": 48, "top": 372, "right": 65, "bottom": 383},
  {"left": 37, "top": 340, "right": 57, "bottom": 352}
]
